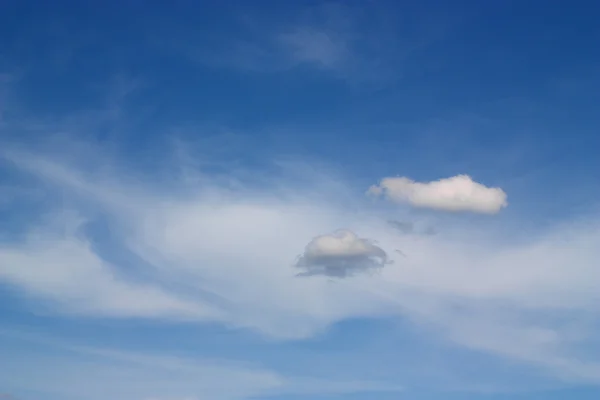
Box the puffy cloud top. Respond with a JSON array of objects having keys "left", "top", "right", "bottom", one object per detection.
[
  {"left": 368, "top": 174, "right": 507, "bottom": 214},
  {"left": 295, "top": 229, "right": 389, "bottom": 278}
]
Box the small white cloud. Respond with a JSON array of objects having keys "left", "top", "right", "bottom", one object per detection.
[
  {"left": 295, "top": 229, "right": 389, "bottom": 278},
  {"left": 368, "top": 174, "right": 508, "bottom": 214}
]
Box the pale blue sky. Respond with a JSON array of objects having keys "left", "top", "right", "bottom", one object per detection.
[{"left": 1, "top": 1, "right": 600, "bottom": 399}]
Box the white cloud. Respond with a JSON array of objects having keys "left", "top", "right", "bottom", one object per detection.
[
  {"left": 295, "top": 229, "right": 389, "bottom": 277},
  {"left": 1, "top": 148, "right": 600, "bottom": 386},
  {"left": 368, "top": 174, "right": 508, "bottom": 214}
]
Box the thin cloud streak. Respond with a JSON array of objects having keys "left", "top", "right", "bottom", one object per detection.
[{"left": 0, "top": 328, "right": 402, "bottom": 400}]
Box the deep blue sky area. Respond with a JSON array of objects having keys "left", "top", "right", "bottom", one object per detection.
[{"left": 2, "top": 1, "right": 599, "bottom": 195}]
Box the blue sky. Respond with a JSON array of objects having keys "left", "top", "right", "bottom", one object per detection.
[{"left": 1, "top": 1, "right": 600, "bottom": 399}]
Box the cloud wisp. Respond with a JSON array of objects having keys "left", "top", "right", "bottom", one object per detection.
[
  {"left": 0, "top": 329, "right": 401, "bottom": 400},
  {"left": 278, "top": 28, "right": 348, "bottom": 70},
  {"left": 368, "top": 174, "right": 508, "bottom": 214},
  {"left": 168, "top": 2, "right": 441, "bottom": 83}
]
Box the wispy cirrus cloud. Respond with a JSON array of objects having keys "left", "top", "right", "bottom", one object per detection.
[
  {"left": 166, "top": 2, "right": 456, "bottom": 83},
  {"left": 0, "top": 328, "right": 401, "bottom": 400},
  {"left": 278, "top": 27, "right": 348, "bottom": 70},
  {"left": 177, "top": 24, "right": 352, "bottom": 76},
  {"left": 0, "top": 218, "right": 218, "bottom": 320},
  {"left": 1, "top": 138, "right": 600, "bottom": 389}
]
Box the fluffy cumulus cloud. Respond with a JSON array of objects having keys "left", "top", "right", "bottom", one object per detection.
[
  {"left": 368, "top": 174, "right": 508, "bottom": 214},
  {"left": 295, "top": 229, "right": 389, "bottom": 277}
]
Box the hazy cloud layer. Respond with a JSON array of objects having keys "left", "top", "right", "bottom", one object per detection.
[
  {"left": 0, "top": 330, "right": 401, "bottom": 400},
  {"left": 368, "top": 174, "right": 508, "bottom": 214},
  {"left": 295, "top": 229, "right": 389, "bottom": 277},
  {"left": 1, "top": 146, "right": 600, "bottom": 386}
]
